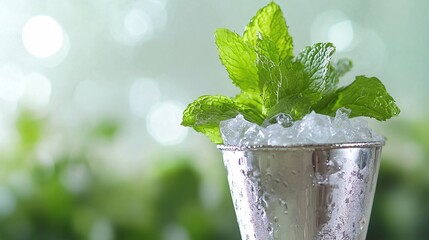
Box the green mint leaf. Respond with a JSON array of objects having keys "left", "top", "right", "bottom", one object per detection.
[
  {"left": 256, "top": 36, "right": 319, "bottom": 111},
  {"left": 279, "top": 61, "right": 321, "bottom": 101},
  {"left": 181, "top": 95, "right": 265, "bottom": 144},
  {"left": 296, "top": 42, "right": 336, "bottom": 96},
  {"left": 215, "top": 28, "right": 259, "bottom": 93},
  {"left": 256, "top": 34, "right": 281, "bottom": 64},
  {"left": 317, "top": 76, "right": 401, "bottom": 120},
  {"left": 181, "top": 95, "right": 241, "bottom": 143},
  {"left": 243, "top": 2, "right": 293, "bottom": 59},
  {"left": 182, "top": 2, "right": 400, "bottom": 144},
  {"left": 256, "top": 36, "right": 283, "bottom": 110},
  {"left": 323, "top": 59, "right": 353, "bottom": 94},
  {"left": 234, "top": 92, "right": 265, "bottom": 117},
  {"left": 267, "top": 94, "right": 313, "bottom": 120}
]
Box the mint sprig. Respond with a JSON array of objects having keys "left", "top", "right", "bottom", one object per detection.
[{"left": 181, "top": 2, "right": 400, "bottom": 144}]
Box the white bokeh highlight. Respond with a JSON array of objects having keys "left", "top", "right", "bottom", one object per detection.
[
  {"left": 147, "top": 101, "right": 188, "bottom": 145},
  {"left": 328, "top": 20, "right": 354, "bottom": 52},
  {"left": 129, "top": 78, "right": 161, "bottom": 117},
  {"left": 124, "top": 9, "right": 153, "bottom": 41},
  {"left": 110, "top": 0, "right": 167, "bottom": 45},
  {"left": 311, "top": 10, "right": 356, "bottom": 52},
  {"left": 22, "top": 15, "right": 64, "bottom": 58}
]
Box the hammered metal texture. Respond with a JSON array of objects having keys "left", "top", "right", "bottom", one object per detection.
[{"left": 219, "top": 142, "right": 383, "bottom": 240}]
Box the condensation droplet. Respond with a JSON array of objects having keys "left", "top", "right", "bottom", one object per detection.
[
  {"left": 328, "top": 194, "right": 333, "bottom": 203},
  {"left": 283, "top": 181, "right": 289, "bottom": 188},
  {"left": 359, "top": 218, "right": 366, "bottom": 231},
  {"left": 279, "top": 199, "right": 288, "bottom": 214}
]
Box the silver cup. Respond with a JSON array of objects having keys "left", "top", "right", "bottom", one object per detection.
[{"left": 219, "top": 141, "right": 384, "bottom": 240}]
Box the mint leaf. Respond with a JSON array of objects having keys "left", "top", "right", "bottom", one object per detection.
[
  {"left": 279, "top": 61, "right": 320, "bottom": 100},
  {"left": 267, "top": 95, "right": 313, "bottom": 120},
  {"left": 182, "top": 2, "right": 400, "bottom": 145},
  {"left": 181, "top": 95, "right": 265, "bottom": 143},
  {"left": 181, "top": 95, "right": 241, "bottom": 143},
  {"left": 256, "top": 35, "right": 281, "bottom": 64},
  {"left": 256, "top": 36, "right": 318, "bottom": 111},
  {"left": 234, "top": 92, "right": 265, "bottom": 117},
  {"left": 323, "top": 59, "right": 353, "bottom": 94},
  {"left": 215, "top": 29, "right": 259, "bottom": 93},
  {"left": 243, "top": 2, "right": 293, "bottom": 59},
  {"left": 257, "top": 57, "right": 315, "bottom": 110},
  {"left": 317, "top": 76, "right": 401, "bottom": 120},
  {"left": 256, "top": 36, "right": 282, "bottom": 109},
  {"left": 296, "top": 43, "right": 336, "bottom": 96}
]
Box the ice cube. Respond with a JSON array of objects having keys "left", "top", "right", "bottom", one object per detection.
[
  {"left": 219, "top": 110, "right": 384, "bottom": 146},
  {"left": 296, "top": 111, "right": 334, "bottom": 143},
  {"left": 266, "top": 123, "right": 297, "bottom": 145},
  {"left": 239, "top": 124, "right": 267, "bottom": 146},
  {"left": 220, "top": 115, "right": 255, "bottom": 145}
]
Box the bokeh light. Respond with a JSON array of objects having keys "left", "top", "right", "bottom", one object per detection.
[
  {"left": 311, "top": 10, "right": 356, "bottom": 52},
  {"left": 147, "top": 101, "right": 188, "bottom": 145},
  {"left": 110, "top": 0, "right": 167, "bottom": 45},
  {"left": 124, "top": 9, "right": 153, "bottom": 42},
  {"left": 129, "top": 78, "right": 161, "bottom": 117},
  {"left": 22, "top": 15, "right": 64, "bottom": 58},
  {"left": 328, "top": 20, "right": 354, "bottom": 52}
]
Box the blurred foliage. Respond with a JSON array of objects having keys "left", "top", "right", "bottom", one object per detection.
[
  {"left": 0, "top": 111, "right": 240, "bottom": 240},
  {"left": 367, "top": 120, "right": 429, "bottom": 240},
  {"left": 0, "top": 111, "right": 428, "bottom": 239}
]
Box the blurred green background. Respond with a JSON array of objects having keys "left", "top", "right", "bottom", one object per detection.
[{"left": 0, "top": 0, "right": 428, "bottom": 239}]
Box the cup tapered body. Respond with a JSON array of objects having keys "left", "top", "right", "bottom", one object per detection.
[{"left": 219, "top": 142, "right": 383, "bottom": 240}]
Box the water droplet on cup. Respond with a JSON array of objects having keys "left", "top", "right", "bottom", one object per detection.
[
  {"left": 282, "top": 181, "right": 289, "bottom": 188},
  {"left": 359, "top": 218, "right": 366, "bottom": 231},
  {"left": 279, "top": 199, "right": 288, "bottom": 214}
]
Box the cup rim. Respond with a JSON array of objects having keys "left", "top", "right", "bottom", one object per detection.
[{"left": 217, "top": 140, "right": 385, "bottom": 151}]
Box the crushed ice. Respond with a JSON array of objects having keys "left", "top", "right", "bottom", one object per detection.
[{"left": 220, "top": 108, "right": 384, "bottom": 146}]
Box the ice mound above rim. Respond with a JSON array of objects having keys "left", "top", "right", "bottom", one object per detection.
[{"left": 220, "top": 108, "right": 384, "bottom": 146}]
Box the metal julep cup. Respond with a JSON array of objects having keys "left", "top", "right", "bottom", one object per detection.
[{"left": 219, "top": 141, "right": 384, "bottom": 240}]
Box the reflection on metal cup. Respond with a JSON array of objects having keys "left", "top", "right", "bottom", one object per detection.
[{"left": 219, "top": 142, "right": 384, "bottom": 240}]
